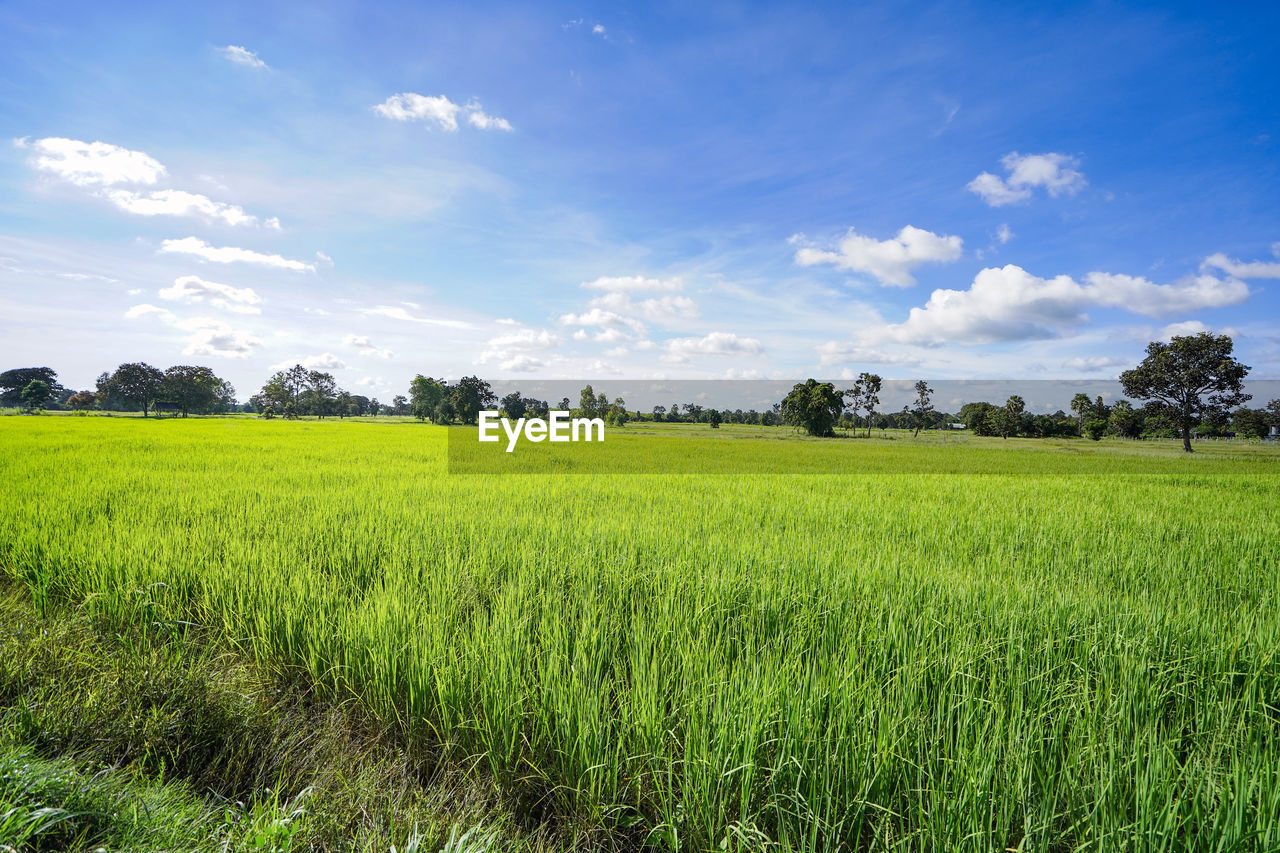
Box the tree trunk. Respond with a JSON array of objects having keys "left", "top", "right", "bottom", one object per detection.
[{"left": 1181, "top": 426, "right": 1193, "bottom": 453}]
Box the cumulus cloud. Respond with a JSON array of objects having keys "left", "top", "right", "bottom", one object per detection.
[
  {"left": 1157, "top": 320, "right": 1211, "bottom": 339},
  {"left": 996, "top": 223, "right": 1014, "bottom": 244},
  {"left": 663, "top": 332, "right": 763, "bottom": 363},
  {"left": 104, "top": 189, "right": 271, "bottom": 228},
  {"left": 342, "top": 334, "right": 393, "bottom": 358},
  {"left": 159, "top": 237, "right": 314, "bottom": 271},
  {"left": 373, "top": 93, "right": 511, "bottom": 132},
  {"left": 466, "top": 104, "right": 513, "bottom": 131},
  {"left": 183, "top": 322, "right": 262, "bottom": 358},
  {"left": 159, "top": 275, "right": 262, "bottom": 314},
  {"left": 793, "top": 225, "right": 963, "bottom": 287},
  {"left": 560, "top": 275, "right": 698, "bottom": 341},
  {"left": 359, "top": 305, "right": 472, "bottom": 329},
  {"left": 815, "top": 342, "right": 921, "bottom": 367},
  {"left": 220, "top": 45, "right": 267, "bottom": 69},
  {"left": 124, "top": 303, "right": 176, "bottom": 321},
  {"left": 20, "top": 137, "right": 165, "bottom": 186},
  {"left": 479, "top": 328, "right": 559, "bottom": 371},
  {"left": 1062, "top": 355, "right": 1127, "bottom": 372},
  {"left": 124, "top": 303, "right": 260, "bottom": 357},
  {"left": 19, "top": 137, "right": 278, "bottom": 228},
  {"left": 967, "top": 152, "right": 1086, "bottom": 207},
  {"left": 1200, "top": 251, "right": 1280, "bottom": 279},
  {"left": 874, "top": 264, "right": 1250, "bottom": 345},
  {"left": 271, "top": 352, "right": 347, "bottom": 371}
]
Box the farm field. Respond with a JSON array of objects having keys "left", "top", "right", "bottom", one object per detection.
[{"left": 2, "top": 417, "right": 1280, "bottom": 851}]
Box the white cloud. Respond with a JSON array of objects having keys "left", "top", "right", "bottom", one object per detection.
[
  {"left": 874, "top": 264, "right": 1250, "bottom": 345},
  {"left": 22, "top": 137, "right": 165, "bottom": 186},
  {"left": 1083, "top": 272, "right": 1250, "bottom": 315},
  {"left": 495, "top": 354, "right": 545, "bottom": 372},
  {"left": 966, "top": 172, "right": 1030, "bottom": 206},
  {"left": 360, "top": 305, "right": 472, "bottom": 329},
  {"left": 996, "top": 223, "right": 1014, "bottom": 244},
  {"left": 967, "top": 152, "right": 1086, "bottom": 207},
  {"left": 159, "top": 237, "right": 314, "bottom": 271},
  {"left": 183, "top": 322, "right": 262, "bottom": 358},
  {"left": 220, "top": 45, "right": 267, "bottom": 69},
  {"left": 124, "top": 303, "right": 260, "bottom": 358},
  {"left": 815, "top": 342, "right": 921, "bottom": 367},
  {"left": 1062, "top": 355, "right": 1127, "bottom": 372},
  {"left": 466, "top": 105, "right": 513, "bottom": 131},
  {"left": 271, "top": 352, "right": 347, "bottom": 371},
  {"left": 793, "top": 225, "right": 963, "bottom": 287},
  {"left": 1157, "top": 320, "right": 1210, "bottom": 339},
  {"left": 592, "top": 24, "right": 606, "bottom": 35},
  {"left": 663, "top": 332, "right": 764, "bottom": 362},
  {"left": 374, "top": 93, "right": 461, "bottom": 129},
  {"left": 479, "top": 328, "right": 559, "bottom": 371},
  {"left": 124, "top": 303, "right": 176, "bottom": 321},
  {"left": 1200, "top": 252, "right": 1280, "bottom": 279},
  {"left": 374, "top": 94, "right": 512, "bottom": 132},
  {"left": 315, "top": 251, "right": 333, "bottom": 266},
  {"left": 104, "top": 189, "right": 270, "bottom": 228},
  {"left": 159, "top": 275, "right": 262, "bottom": 314},
  {"left": 342, "top": 334, "right": 393, "bottom": 358},
  {"left": 495, "top": 317, "right": 518, "bottom": 325}
]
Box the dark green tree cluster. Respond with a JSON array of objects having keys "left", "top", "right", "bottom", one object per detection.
[
  {"left": 93, "top": 362, "right": 236, "bottom": 417},
  {"left": 407, "top": 375, "right": 498, "bottom": 424}
]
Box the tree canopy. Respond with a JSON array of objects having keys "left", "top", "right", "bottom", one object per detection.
[{"left": 1119, "top": 332, "right": 1251, "bottom": 452}]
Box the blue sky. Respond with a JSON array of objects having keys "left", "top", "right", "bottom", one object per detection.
[{"left": 2, "top": 0, "right": 1278, "bottom": 400}]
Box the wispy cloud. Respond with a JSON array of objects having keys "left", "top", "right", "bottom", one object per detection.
[
  {"left": 219, "top": 45, "right": 268, "bottom": 69},
  {"left": 159, "top": 237, "right": 315, "bottom": 271},
  {"left": 158, "top": 275, "right": 262, "bottom": 314},
  {"left": 373, "top": 93, "right": 512, "bottom": 132},
  {"left": 18, "top": 137, "right": 165, "bottom": 186},
  {"left": 793, "top": 225, "right": 963, "bottom": 287}
]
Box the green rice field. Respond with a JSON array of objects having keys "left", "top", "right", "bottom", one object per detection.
[{"left": 3, "top": 416, "right": 1279, "bottom": 851}]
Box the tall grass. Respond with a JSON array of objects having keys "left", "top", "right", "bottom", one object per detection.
[{"left": 2, "top": 417, "right": 1278, "bottom": 850}]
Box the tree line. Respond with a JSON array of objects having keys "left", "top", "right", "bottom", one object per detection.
[
  {"left": 4, "top": 333, "right": 1277, "bottom": 452},
  {"left": 775, "top": 333, "right": 1274, "bottom": 452}
]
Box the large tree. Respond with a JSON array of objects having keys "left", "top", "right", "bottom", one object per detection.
[
  {"left": 20, "top": 380, "right": 52, "bottom": 411},
  {"left": 1, "top": 367, "right": 62, "bottom": 407},
  {"left": 500, "top": 391, "right": 527, "bottom": 420},
  {"left": 449, "top": 376, "right": 496, "bottom": 425},
  {"left": 780, "top": 379, "right": 844, "bottom": 437},
  {"left": 1119, "top": 332, "right": 1251, "bottom": 453},
  {"left": 101, "top": 362, "right": 164, "bottom": 416},
  {"left": 304, "top": 371, "right": 337, "bottom": 418},
  {"left": 162, "top": 365, "right": 230, "bottom": 417},
  {"left": 409, "top": 375, "right": 449, "bottom": 422}
]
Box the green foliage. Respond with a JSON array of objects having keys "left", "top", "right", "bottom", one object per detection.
[
  {"left": 780, "top": 379, "right": 844, "bottom": 436},
  {"left": 1083, "top": 417, "right": 1108, "bottom": 440},
  {"left": 450, "top": 377, "right": 497, "bottom": 425},
  {"left": 99, "top": 362, "right": 164, "bottom": 416},
  {"left": 0, "top": 591, "right": 543, "bottom": 852},
  {"left": 3, "top": 419, "right": 1280, "bottom": 851},
  {"left": 1, "top": 368, "right": 61, "bottom": 408},
  {"left": 19, "top": 380, "right": 51, "bottom": 412},
  {"left": 1120, "top": 332, "right": 1251, "bottom": 451}
]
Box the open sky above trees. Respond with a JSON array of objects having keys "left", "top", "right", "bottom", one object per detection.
[{"left": 2, "top": 1, "right": 1278, "bottom": 398}]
